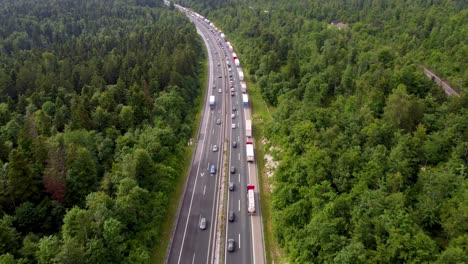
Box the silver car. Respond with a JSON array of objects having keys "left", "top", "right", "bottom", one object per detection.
[
  {"left": 213, "top": 145, "right": 218, "bottom": 152},
  {"left": 199, "top": 218, "right": 206, "bottom": 230}
]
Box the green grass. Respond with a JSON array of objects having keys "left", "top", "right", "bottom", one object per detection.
[
  {"left": 245, "top": 73, "right": 285, "bottom": 264},
  {"left": 152, "top": 56, "right": 208, "bottom": 264}
]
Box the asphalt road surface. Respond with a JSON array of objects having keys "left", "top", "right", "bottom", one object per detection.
[{"left": 167, "top": 7, "right": 260, "bottom": 264}]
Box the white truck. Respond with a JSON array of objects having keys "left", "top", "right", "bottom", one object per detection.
[
  {"left": 238, "top": 69, "right": 244, "bottom": 81},
  {"left": 242, "top": 94, "right": 249, "bottom": 107},
  {"left": 247, "top": 184, "right": 256, "bottom": 214},
  {"left": 245, "top": 119, "right": 252, "bottom": 137},
  {"left": 240, "top": 82, "right": 247, "bottom": 93},
  {"left": 246, "top": 141, "right": 254, "bottom": 162},
  {"left": 234, "top": 58, "right": 240, "bottom": 67},
  {"left": 209, "top": 95, "right": 215, "bottom": 108}
]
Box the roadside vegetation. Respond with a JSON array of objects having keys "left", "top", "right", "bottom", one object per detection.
[
  {"left": 180, "top": 0, "right": 467, "bottom": 263},
  {"left": 0, "top": 0, "right": 204, "bottom": 262}
]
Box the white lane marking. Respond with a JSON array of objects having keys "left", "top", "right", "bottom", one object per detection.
[
  {"left": 192, "top": 254, "right": 196, "bottom": 264},
  {"left": 203, "top": 185, "right": 206, "bottom": 196},
  {"left": 212, "top": 128, "right": 214, "bottom": 135},
  {"left": 207, "top": 163, "right": 209, "bottom": 170},
  {"left": 238, "top": 174, "right": 241, "bottom": 182},
  {"left": 238, "top": 153, "right": 241, "bottom": 160},
  {"left": 238, "top": 135, "right": 240, "bottom": 141},
  {"left": 238, "top": 199, "right": 240, "bottom": 212},
  {"left": 239, "top": 233, "right": 241, "bottom": 249}
]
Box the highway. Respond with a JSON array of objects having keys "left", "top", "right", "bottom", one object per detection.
[
  {"left": 166, "top": 5, "right": 262, "bottom": 264},
  {"left": 165, "top": 12, "right": 228, "bottom": 264}
]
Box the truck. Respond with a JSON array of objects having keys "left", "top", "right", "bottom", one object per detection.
[
  {"left": 247, "top": 184, "right": 256, "bottom": 214},
  {"left": 238, "top": 69, "right": 244, "bottom": 81},
  {"left": 234, "top": 58, "right": 240, "bottom": 67},
  {"left": 242, "top": 94, "right": 249, "bottom": 107},
  {"left": 209, "top": 95, "right": 215, "bottom": 108},
  {"left": 245, "top": 119, "right": 252, "bottom": 137},
  {"left": 240, "top": 82, "right": 247, "bottom": 93},
  {"left": 232, "top": 52, "right": 237, "bottom": 60},
  {"left": 246, "top": 142, "right": 254, "bottom": 162}
]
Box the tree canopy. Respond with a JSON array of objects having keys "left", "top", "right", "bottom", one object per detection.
[
  {"left": 0, "top": 0, "right": 204, "bottom": 262},
  {"left": 181, "top": 0, "right": 467, "bottom": 262}
]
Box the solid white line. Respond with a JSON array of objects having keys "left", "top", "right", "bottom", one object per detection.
[
  {"left": 239, "top": 233, "right": 241, "bottom": 249},
  {"left": 203, "top": 185, "right": 206, "bottom": 196},
  {"left": 238, "top": 173, "right": 240, "bottom": 182}
]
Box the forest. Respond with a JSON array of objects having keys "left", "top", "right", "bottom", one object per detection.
[
  {"left": 180, "top": 0, "right": 467, "bottom": 263},
  {"left": 0, "top": 0, "right": 204, "bottom": 263}
]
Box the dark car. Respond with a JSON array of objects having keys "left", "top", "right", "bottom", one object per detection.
[
  {"left": 229, "top": 182, "right": 234, "bottom": 191},
  {"left": 228, "top": 211, "right": 235, "bottom": 222},
  {"left": 232, "top": 141, "right": 237, "bottom": 148},
  {"left": 232, "top": 106, "right": 237, "bottom": 112},
  {"left": 216, "top": 118, "right": 221, "bottom": 125},
  {"left": 230, "top": 166, "right": 236, "bottom": 174}
]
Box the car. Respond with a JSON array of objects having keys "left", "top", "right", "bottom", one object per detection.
[
  {"left": 213, "top": 145, "right": 218, "bottom": 152},
  {"left": 231, "top": 113, "right": 235, "bottom": 119},
  {"left": 228, "top": 211, "right": 235, "bottom": 222},
  {"left": 217, "top": 63, "right": 221, "bottom": 66},
  {"left": 232, "top": 141, "right": 237, "bottom": 148},
  {"left": 231, "top": 87, "right": 235, "bottom": 92},
  {"left": 199, "top": 217, "right": 206, "bottom": 230},
  {"left": 212, "top": 85, "right": 216, "bottom": 89},
  {"left": 230, "top": 166, "right": 236, "bottom": 174},
  {"left": 232, "top": 106, "right": 237, "bottom": 111},
  {"left": 210, "top": 164, "right": 216, "bottom": 174},
  {"left": 229, "top": 73, "right": 232, "bottom": 77},
  {"left": 231, "top": 91, "right": 235, "bottom": 96},
  {"left": 227, "top": 239, "right": 235, "bottom": 252},
  {"left": 216, "top": 119, "right": 221, "bottom": 125},
  {"left": 218, "top": 75, "right": 222, "bottom": 78},
  {"left": 218, "top": 88, "right": 222, "bottom": 93},
  {"left": 232, "top": 123, "right": 236, "bottom": 129},
  {"left": 229, "top": 182, "right": 234, "bottom": 191},
  {"left": 228, "top": 67, "right": 232, "bottom": 72}
]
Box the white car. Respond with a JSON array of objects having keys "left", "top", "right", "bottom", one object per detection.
[
  {"left": 218, "top": 88, "right": 222, "bottom": 93},
  {"left": 231, "top": 113, "right": 235, "bottom": 119},
  {"left": 213, "top": 145, "right": 218, "bottom": 152},
  {"left": 232, "top": 124, "right": 236, "bottom": 129}
]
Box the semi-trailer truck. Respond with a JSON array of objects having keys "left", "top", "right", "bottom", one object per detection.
[
  {"left": 247, "top": 184, "right": 256, "bottom": 214},
  {"left": 246, "top": 142, "right": 254, "bottom": 162},
  {"left": 238, "top": 70, "right": 244, "bottom": 81},
  {"left": 240, "top": 82, "right": 247, "bottom": 93},
  {"left": 245, "top": 119, "right": 252, "bottom": 137},
  {"left": 242, "top": 94, "right": 249, "bottom": 107}
]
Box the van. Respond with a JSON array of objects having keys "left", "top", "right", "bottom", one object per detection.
[{"left": 210, "top": 164, "right": 216, "bottom": 174}]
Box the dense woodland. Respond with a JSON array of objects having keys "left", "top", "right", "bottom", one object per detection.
[
  {"left": 181, "top": 0, "right": 467, "bottom": 263},
  {"left": 0, "top": 0, "right": 204, "bottom": 262}
]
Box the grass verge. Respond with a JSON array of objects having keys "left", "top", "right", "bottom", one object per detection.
[{"left": 152, "top": 56, "right": 208, "bottom": 264}]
